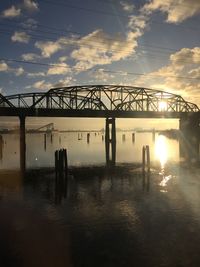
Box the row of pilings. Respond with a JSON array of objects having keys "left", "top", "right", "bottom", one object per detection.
[{"left": 15, "top": 113, "right": 200, "bottom": 176}]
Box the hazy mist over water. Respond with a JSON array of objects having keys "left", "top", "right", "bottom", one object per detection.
[{"left": 0, "top": 132, "right": 179, "bottom": 170}]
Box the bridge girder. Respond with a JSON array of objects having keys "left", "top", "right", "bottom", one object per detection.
[{"left": 1, "top": 85, "right": 199, "bottom": 115}]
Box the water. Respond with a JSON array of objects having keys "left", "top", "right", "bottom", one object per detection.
[
  {"left": 1, "top": 132, "right": 200, "bottom": 266},
  {"left": 0, "top": 131, "right": 179, "bottom": 169}
]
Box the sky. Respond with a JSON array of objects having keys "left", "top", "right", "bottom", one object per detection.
[{"left": 0, "top": 0, "right": 200, "bottom": 129}]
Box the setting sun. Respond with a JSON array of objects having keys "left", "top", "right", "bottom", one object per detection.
[{"left": 158, "top": 101, "right": 167, "bottom": 111}]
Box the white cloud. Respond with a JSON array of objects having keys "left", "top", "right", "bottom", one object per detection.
[
  {"left": 11, "top": 31, "right": 30, "bottom": 43},
  {"left": 71, "top": 27, "right": 143, "bottom": 72},
  {"left": 0, "top": 61, "right": 25, "bottom": 77},
  {"left": 170, "top": 47, "right": 200, "bottom": 65},
  {"left": 58, "top": 56, "right": 68, "bottom": 62},
  {"left": 142, "top": 0, "right": 200, "bottom": 23},
  {"left": 21, "top": 53, "right": 40, "bottom": 61},
  {"left": 27, "top": 72, "right": 45, "bottom": 77},
  {"left": 47, "top": 63, "right": 71, "bottom": 75},
  {"left": 35, "top": 41, "right": 62, "bottom": 58},
  {"left": 23, "top": 0, "right": 39, "bottom": 12},
  {"left": 53, "top": 77, "right": 75, "bottom": 87},
  {"left": 0, "top": 62, "right": 9, "bottom": 72},
  {"left": 1, "top": 5, "right": 21, "bottom": 18},
  {"left": 21, "top": 18, "right": 38, "bottom": 29},
  {"left": 32, "top": 80, "right": 53, "bottom": 90},
  {"left": 133, "top": 47, "right": 200, "bottom": 103},
  {"left": 34, "top": 8, "right": 148, "bottom": 72},
  {"left": 120, "top": 1, "right": 134, "bottom": 12},
  {"left": 93, "top": 68, "right": 114, "bottom": 82},
  {"left": 188, "top": 67, "right": 200, "bottom": 78},
  {"left": 15, "top": 67, "right": 24, "bottom": 76}
]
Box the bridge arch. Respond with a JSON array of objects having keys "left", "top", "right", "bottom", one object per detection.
[{"left": 3, "top": 85, "right": 199, "bottom": 113}]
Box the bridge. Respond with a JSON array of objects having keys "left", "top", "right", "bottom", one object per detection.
[
  {"left": 0, "top": 85, "right": 199, "bottom": 170},
  {"left": 0, "top": 85, "right": 199, "bottom": 117}
]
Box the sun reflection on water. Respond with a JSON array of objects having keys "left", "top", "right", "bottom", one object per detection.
[
  {"left": 155, "top": 135, "right": 175, "bottom": 191},
  {"left": 155, "top": 135, "right": 168, "bottom": 170}
]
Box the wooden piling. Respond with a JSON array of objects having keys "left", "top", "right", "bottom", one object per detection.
[
  {"left": 142, "top": 145, "right": 150, "bottom": 174},
  {"left": 87, "top": 133, "right": 90, "bottom": 144},
  {"left": 142, "top": 146, "right": 146, "bottom": 173},
  {"left": 146, "top": 145, "right": 150, "bottom": 173},
  {"left": 54, "top": 148, "right": 69, "bottom": 203},
  {"left": 132, "top": 133, "right": 135, "bottom": 143},
  {"left": 44, "top": 134, "right": 47, "bottom": 151}
]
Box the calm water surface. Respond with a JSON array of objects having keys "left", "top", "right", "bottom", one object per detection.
[
  {"left": 0, "top": 132, "right": 179, "bottom": 169},
  {"left": 0, "top": 132, "right": 200, "bottom": 267}
]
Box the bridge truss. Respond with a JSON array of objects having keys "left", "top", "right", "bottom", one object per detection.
[{"left": 0, "top": 85, "right": 199, "bottom": 116}]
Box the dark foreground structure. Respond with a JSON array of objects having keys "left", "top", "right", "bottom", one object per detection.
[{"left": 0, "top": 85, "right": 200, "bottom": 170}]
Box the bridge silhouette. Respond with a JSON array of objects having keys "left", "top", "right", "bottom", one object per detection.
[
  {"left": 0, "top": 85, "right": 199, "bottom": 117},
  {"left": 0, "top": 85, "right": 199, "bottom": 170}
]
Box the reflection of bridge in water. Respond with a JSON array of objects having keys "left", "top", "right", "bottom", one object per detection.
[{"left": 0, "top": 85, "right": 199, "bottom": 170}]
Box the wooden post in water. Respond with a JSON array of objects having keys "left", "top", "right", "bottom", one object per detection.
[
  {"left": 132, "top": 133, "right": 135, "bottom": 143},
  {"left": 87, "top": 133, "right": 90, "bottom": 144},
  {"left": 54, "top": 148, "right": 69, "bottom": 203},
  {"left": 142, "top": 146, "right": 146, "bottom": 173},
  {"left": 146, "top": 145, "right": 150, "bottom": 173},
  {"left": 142, "top": 145, "right": 150, "bottom": 174},
  {"left": 44, "top": 134, "right": 47, "bottom": 151},
  {"left": 19, "top": 115, "right": 26, "bottom": 173},
  {"left": 0, "top": 135, "right": 3, "bottom": 161}
]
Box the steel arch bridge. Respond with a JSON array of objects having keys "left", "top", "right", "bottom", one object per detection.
[{"left": 0, "top": 85, "right": 199, "bottom": 118}]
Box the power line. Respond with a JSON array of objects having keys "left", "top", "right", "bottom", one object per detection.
[
  {"left": 38, "top": 0, "right": 200, "bottom": 30},
  {"left": 0, "top": 19, "right": 199, "bottom": 57},
  {"left": 1, "top": 27, "right": 200, "bottom": 65},
  {"left": 0, "top": 57, "right": 200, "bottom": 81},
  {"left": 96, "top": 69, "right": 200, "bottom": 81}
]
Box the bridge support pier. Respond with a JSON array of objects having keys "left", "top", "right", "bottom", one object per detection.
[
  {"left": 179, "top": 114, "right": 200, "bottom": 162},
  {"left": 105, "top": 118, "right": 116, "bottom": 166},
  {"left": 19, "top": 115, "right": 26, "bottom": 173}
]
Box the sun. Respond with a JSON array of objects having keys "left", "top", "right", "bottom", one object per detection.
[{"left": 158, "top": 101, "right": 167, "bottom": 111}]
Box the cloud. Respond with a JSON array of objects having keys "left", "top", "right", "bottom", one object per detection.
[
  {"left": 188, "top": 67, "right": 200, "bottom": 78},
  {"left": 142, "top": 0, "right": 200, "bottom": 23},
  {"left": 1, "top": 5, "right": 21, "bottom": 18},
  {"left": 170, "top": 47, "right": 200, "bottom": 65},
  {"left": 23, "top": 0, "right": 39, "bottom": 12},
  {"left": 32, "top": 80, "right": 53, "bottom": 90},
  {"left": 120, "top": 1, "right": 134, "bottom": 12},
  {"left": 0, "top": 61, "right": 25, "bottom": 77},
  {"left": 0, "top": 61, "right": 9, "bottom": 72},
  {"left": 35, "top": 41, "right": 62, "bottom": 58},
  {"left": 15, "top": 67, "right": 24, "bottom": 76},
  {"left": 21, "top": 18, "right": 38, "bottom": 29},
  {"left": 11, "top": 31, "right": 30, "bottom": 43},
  {"left": 21, "top": 53, "right": 40, "bottom": 61},
  {"left": 47, "top": 63, "right": 71, "bottom": 75},
  {"left": 58, "top": 56, "right": 68, "bottom": 62},
  {"left": 133, "top": 47, "right": 200, "bottom": 103},
  {"left": 92, "top": 68, "right": 114, "bottom": 82},
  {"left": 53, "top": 77, "right": 75, "bottom": 87},
  {"left": 71, "top": 25, "right": 145, "bottom": 72},
  {"left": 27, "top": 72, "right": 45, "bottom": 77},
  {"left": 33, "top": 8, "right": 148, "bottom": 73}
]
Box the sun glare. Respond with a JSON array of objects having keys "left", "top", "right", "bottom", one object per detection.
[
  {"left": 155, "top": 135, "right": 168, "bottom": 168},
  {"left": 158, "top": 101, "right": 167, "bottom": 111}
]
